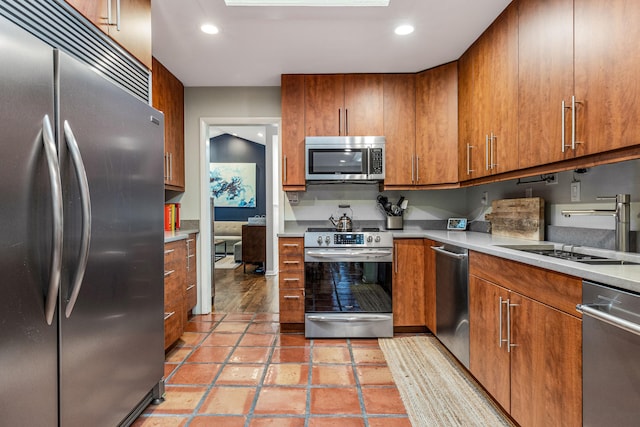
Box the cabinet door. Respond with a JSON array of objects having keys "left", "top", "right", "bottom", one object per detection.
[
  {"left": 152, "top": 57, "right": 185, "bottom": 191},
  {"left": 392, "top": 239, "right": 425, "bottom": 327},
  {"left": 469, "top": 275, "right": 511, "bottom": 411},
  {"left": 281, "top": 75, "right": 306, "bottom": 190},
  {"left": 304, "top": 74, "right": 344, "bottom": 136},
  {"left": 458, "top": 46, "right": 484, "bottom": 180},
  {"left": 416, "top": 63, "right": 458, "bottom": 185},
  {"left": 383, "top": 74, "right": 415, "bottom": 186},
  {"left": 518, "top": 0, "right": 575, "bottom": 168},
  {"left": 109, "top": 0, "right": 152, "bottom": 69},
  {"left": 343, "top": 74, "right": 383, "bottom": 136},
  {"left": 510, "top": 293, "right": 582, "bottom": 427},
  {"left": 485, "top": 2, "right": 519, "bottom": 174},
  {"left": 575, "top": 0, "right": 640, "bottom": 155}
]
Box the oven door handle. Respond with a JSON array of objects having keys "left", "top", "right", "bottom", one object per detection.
[
  {"left": 305, "top": 250, "right": 393, "bottom": 259},
  {"left": 577, "top": 304, "right": 640, "bottom": 336},
  {"left": 306, "top": 315, "right": 391, "bottom": 322}
]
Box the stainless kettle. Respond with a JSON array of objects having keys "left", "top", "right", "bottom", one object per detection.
[{"left": 329, "top": 212, "right": 353, "bottom": 232}]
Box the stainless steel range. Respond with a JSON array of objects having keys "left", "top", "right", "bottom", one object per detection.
[{"left": 304, "top": 228, "right": 393, "bottom": 338}]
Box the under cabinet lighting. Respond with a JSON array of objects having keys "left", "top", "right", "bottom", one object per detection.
[{"left": 225, "top": 0, "right": 389, "bottom": 6}]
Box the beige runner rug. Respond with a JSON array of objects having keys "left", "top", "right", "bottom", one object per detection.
[{"left": 379, "top": 336, "right": 515, "bottom": 427}]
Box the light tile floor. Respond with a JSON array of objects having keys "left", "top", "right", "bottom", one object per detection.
[{"left": 133, "top": 313, "right": 411, "bottom": 427}]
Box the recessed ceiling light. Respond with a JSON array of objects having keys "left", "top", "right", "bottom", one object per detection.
[
  {"left": 201, "top": 24, "right": 219, "bottom": 35},
  {"left": 395, "top": 24, "right": 414, "bottom": 36},
  {"left": 225, "top": 0, "right": 389, "bottom": 6}
]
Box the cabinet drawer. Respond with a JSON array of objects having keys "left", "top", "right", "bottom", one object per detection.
[
  {"left": 279, "top": 272, "right": 304, "bottom": 289},
  {"left": 469, "top": 251, "right": 581, "bottom": 316},
  {"left": 164, "top": 241, "right": 183, "bottom": 265},
  {"left": 164, "top": 310, "right": 182, "bottom": 349},
  {"left": 279, "top": 289, "right": 305, "bottom": 323},
  {"left": 185, "top": 283, "right": 197, "bottom": 310},
  {"left": 279, "top": 238, "right": 303, "bottom": 256}
]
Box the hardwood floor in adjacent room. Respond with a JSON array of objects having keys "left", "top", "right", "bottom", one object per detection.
[{"left": 212, "top": 265, "right": 278, "bottom": 313}]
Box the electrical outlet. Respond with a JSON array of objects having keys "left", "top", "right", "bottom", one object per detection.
[
  {"left": 481, "top": 191, "right": 488, "bottom": 206},
  {"left": 571, "top": 181, "right": 581, "bottom": 202}
]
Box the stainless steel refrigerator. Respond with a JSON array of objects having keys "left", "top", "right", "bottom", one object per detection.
[{"left": 0, "top": 15, "right": 165, "bottom": 426}]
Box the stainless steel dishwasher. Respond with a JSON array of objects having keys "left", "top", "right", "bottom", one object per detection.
[
  {"left": 578, "top": 280, "right": 640, "bottom": 427},
  {"left": 432, "top": 244, "right": 469, "bottom": 368}
]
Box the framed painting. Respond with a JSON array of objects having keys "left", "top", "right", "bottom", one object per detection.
[{"left": 210, "top": 162, "right": 256, "bottom": 208}]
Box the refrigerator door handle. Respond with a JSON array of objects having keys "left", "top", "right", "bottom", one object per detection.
[
  {"left": 63, "top": 120, "right": 92, "bottom": 318},
  {"left": 42, "top": 115, "right": 64, "bottom": 325}
]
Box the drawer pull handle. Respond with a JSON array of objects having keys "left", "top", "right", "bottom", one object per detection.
[
  {"left": 164, "top": 311, "right": 175, "bottom": 320},
  {"left": 283, "top": 244, "right": 299, "bottom": 247},
  {"left": 283, "top": 295, "right": 300, "bottom": 299},
  {"left": 164, "top": 269, "right": 175, "bottom": 277},
  {"left": 186, "top": 285, "right": 196, "bottom": 291},
  {"left": 283, "top": 261, "right": 300, "bottom": 264},
  {"left": 283, "top": 278, "right": 300, "bottom": 282},
  {"left": 186, "top": 239, "right": 194, "bottom": 243},
  {"left": 164, "top": 249, "right": 175, "bottom": 254}
]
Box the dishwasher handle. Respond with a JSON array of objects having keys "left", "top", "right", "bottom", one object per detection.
[
  {"left": 577, "top": 303, "right": 640, "bottom": 337},
  {"left": 431, "top": 245, "right": 468, "bottom": 260}
]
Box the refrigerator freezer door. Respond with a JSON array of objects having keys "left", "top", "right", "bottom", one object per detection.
[
  {"left": 0, "top": 16, "right": 59, "bottom": 426},
  {"left": 57, "top": 51, "right": 165, "bottom": 426}
]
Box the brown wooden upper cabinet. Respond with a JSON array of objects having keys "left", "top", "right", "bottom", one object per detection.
[
  {"left": 152, "top": 57, "right": 185, "bottom": 191},
  {"left": 459, "top": 2, "right": 518, "bottom": 180},
  {"left": 519, "top": 0, "right": 640, "bottom": 169},
  {"left": 281, "top": 74, "right": 306, "bottom": 191},
  {"left": 64, "top": 0, "right": 152, "bottom": 69},
  {"left": 415, "top": 63, "right": 459, "bottom": 186},
  {"left": 383, "top": 74, "right": 416, "bottom": 187},
  {"left": 304, "top": 74, "right": 383, "bottom": 136}
]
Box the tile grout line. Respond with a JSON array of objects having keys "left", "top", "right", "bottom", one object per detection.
[
  {"left": 242, "top": 320, "right": 277, "bottom": 427},
  {"left": 348, "top": 338, "right": 371, "bottom": 427}
]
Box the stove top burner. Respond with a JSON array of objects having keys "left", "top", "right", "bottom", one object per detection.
[{"left": 306, "top": 227, "right": 380, "bottom": 233}]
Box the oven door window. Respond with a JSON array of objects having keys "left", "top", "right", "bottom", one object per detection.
[
  {"left": 307, "top": 148, "right": 367, "bottom": 175},
  {"left": 305, "top": 261, "right": 392, "bottom": 313}
]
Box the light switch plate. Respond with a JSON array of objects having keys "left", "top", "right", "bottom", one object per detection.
[{"left": 571, "top": 181, "right": 581, "bottom": 202}]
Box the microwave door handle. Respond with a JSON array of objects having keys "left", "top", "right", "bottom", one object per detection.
[{"left": 365, "top": 148, "right": 370, "bottom": 178}]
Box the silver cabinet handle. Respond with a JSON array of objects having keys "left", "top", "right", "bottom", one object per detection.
[
  {"left": 571, "top": 95, "right": 583, "bottom": 150},
  {"left": 466, "top": 144, "right": 474, "bottom": 175},
  {"left": 485, "top": 134, "right": 490, "bottom": 170},
  {"left": 165, "top": 249, "right": 175, "bottom": 254},
  {"left": 283, "top": 295, "right": 300, "bottom": 300},
  {"left": 116, "top": 0, "right": 121, "bottom": 31},
  {"left": 561, "top": 99, "right": 572, "bottom": 153},
  {"left": 345, "top": 108, "right": 349, "bottom": 135},
  {"left": 283, "top": 260, "right": 300, "bottom": 264},
  {"left": 338, "top": 108, "right": 342, "bottom": 135},
  {"left": 283, "top": 278, "right": 300, "bottom": 282},
  {"left": 42, "top": 115, "right": 63, "bottom": 326},
  {"left": 106, "top": 0, "right": 121, "bottom": 31},
  {"left": 283, "top": 155, "right": 287, "bottom": 183},
  {"left": 415, "top": 155, "right": 420, "bottom": 182},
  {"left": 164, "top": 311, "right": 175, "bottom": 320},
  {"left": 63, "top": 120, "right": 92, "bottom": 319},
  {"left": 507, "top": 299, "right": 519, "bottom": 353},
  {"left": 411, "top": 155, "right": 415, "bottom": 183},
  {"left": 164, "top": 269, "right": 175, "bottom": 277},
  {"left": 282, "top": 243, "right": 299, "bottom": 247},
  {"left": 186, "top": 285, "right": 196, "bottom": 291},
  {"left": 577, "top": 304, "right": 640, "bottom": 336},
  {"left": 168, "top": 152, "right": 173, "bottom": 181},
  {"left": 490, "top": 132, "right": 496, "bottom": 169},
  {"left": 498, "top": 297, "right": 509, "bottom": 348}
]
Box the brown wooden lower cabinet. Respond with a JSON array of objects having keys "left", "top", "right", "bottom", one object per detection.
[
  {"left": 424, "top": 239, "right": 437, "bottom": 333},
  {"left": 392, "top": 239, "right": 426, "bottom": 327},
  {"left": 278, "top": 237, "right": 305, "bottom": 327},
  {"left": 469, "top": 251, "right": 582, "bottom": 427}
]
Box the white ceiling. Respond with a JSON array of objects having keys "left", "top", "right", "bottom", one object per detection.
[{"left": 151, "top": 0, "right": 512, "bottom": 87}]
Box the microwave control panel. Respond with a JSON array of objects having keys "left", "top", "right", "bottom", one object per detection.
[{"left": 370, "top": 148, "right": 383, "bottom": 174}]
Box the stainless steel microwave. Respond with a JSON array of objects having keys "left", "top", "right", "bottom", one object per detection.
[{"left": 304, "top": 136, "right": 385, "bottom": 181}]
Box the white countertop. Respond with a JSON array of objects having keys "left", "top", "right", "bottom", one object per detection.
[
  {"left": 164, "top": 229, "right": 199, "bottom": 243},
  {"left": 278, "top": 229, "right": 640, "bottom": 294}
]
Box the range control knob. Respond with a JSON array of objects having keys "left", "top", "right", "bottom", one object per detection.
[
  {"left": 325, "top": 236, "right": 331, "bottom": 244},
  {"left": 375, "top": 235, "right": 381, "bottom": 242},
  {"left": 316, "top": 236, "right": 323, "bottom": 245},
  {"left": 367, "top": 235, "right": 373, "bottom": 243}
]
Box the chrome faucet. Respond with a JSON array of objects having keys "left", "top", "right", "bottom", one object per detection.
[{"left": 561, "top": 194, "right": 631, "bottom": 252}]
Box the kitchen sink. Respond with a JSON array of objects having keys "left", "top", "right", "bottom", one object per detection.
[{"left": 497, "top": 245, "right": 639, "bottom": 266}]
